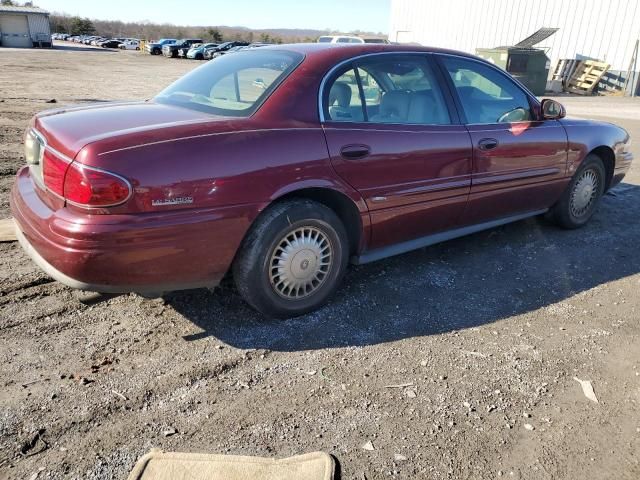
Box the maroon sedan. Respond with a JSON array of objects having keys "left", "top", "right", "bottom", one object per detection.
[{"left": 11, "top": 44, "right": 633, "bottom": 317}]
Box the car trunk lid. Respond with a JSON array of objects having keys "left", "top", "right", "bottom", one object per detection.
[
  {"left": 28, "top": 101, "right": 216, "bottom": 209},
  {"left": 33, "top": 101, "right": 213, "bottom": 157}
]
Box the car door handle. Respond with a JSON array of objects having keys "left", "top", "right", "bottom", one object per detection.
[
  {"left": 340, "top": 144, "right": 370, "bottom": 160},
  {"left": 478, "top": 138, "right": 499, "bottom": 151}
]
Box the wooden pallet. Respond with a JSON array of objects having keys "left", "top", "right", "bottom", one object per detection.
[
  {"left": 566, "top": 60, "right": 610, "bottom": 95},
  {"left": 551, "top": 58, "right": 581, "bottom": 87},
  {"left": 0, "top": 218, "right": 16, "bottom": 242}
]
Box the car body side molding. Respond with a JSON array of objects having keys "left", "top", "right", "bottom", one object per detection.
[{"left": 352, "top": 209, "right": 548, "bottom": 265}]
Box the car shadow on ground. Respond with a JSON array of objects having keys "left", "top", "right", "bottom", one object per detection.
[{"left": 167, "top": 183, "right": 640, "bottom": 352}]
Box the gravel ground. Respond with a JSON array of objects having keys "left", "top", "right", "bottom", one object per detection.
[{"left": 1, "top": 43, "right": 639, "bottom": 480}]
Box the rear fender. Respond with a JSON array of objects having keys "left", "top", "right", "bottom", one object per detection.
[{"left": 268, "top": 179, "right": 371, "bottom": 254}]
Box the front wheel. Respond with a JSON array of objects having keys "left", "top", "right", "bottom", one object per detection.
[
  {"left": 233, "top": 200, "right": 349, "bottom": 318},
  {"left": 549, "top": 154, "right": 606, "bottom": 229}
]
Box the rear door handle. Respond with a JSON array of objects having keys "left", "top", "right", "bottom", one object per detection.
[
  {"left": 478, "top": 138, "right": 499, "bottom": 151},
  {"left": 340, "top": 144, "right": 370, "bottom": 160}
]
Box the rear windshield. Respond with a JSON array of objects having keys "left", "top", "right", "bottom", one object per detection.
[{"left": 155, "top": 49, "right": 303, "bottom": 117}]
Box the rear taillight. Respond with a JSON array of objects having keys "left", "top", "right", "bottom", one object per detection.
[
  {"left": 63, "top": 163, "right": 131, "bottom": 207},
  {"left": 42, "top": 149, "right": 69, "bottom": 197},
  {"left": 40, "top": 146, "right": 130, "bottom": 207}
]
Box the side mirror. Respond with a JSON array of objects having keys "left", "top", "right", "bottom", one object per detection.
[{"left": 541, "top": 98, "right": 566, "bottom": 120}]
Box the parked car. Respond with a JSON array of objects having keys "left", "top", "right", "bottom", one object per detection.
[
  {"left": 317, "top": 35, "right": 389, "bottom": 44},
  {"left": 145, "top": 38, "right": 177, "bottom": 55},
  {"left": 186, "top": 43, "right": 218, "bottom": 60},
  {"left": 178, "top": 43, "right": 200, "bottom": 58},
  {"left": 119, "top": 40, "right": 140, "bottom": 50},
  {"left": 317, "top": 35, "right": 365, "bottom": 43},
  {"left": 11, "top": 44, "right": 633, "bottom": 318},
  {"left": 208, "top": 44, "right": 247, "bottom": 59},
  {"left": 203, "top": 41, "right": 249, "bottom": 59},
  {"left": 162, "top": 39, "right": 203, "bottom": 58},
  {"left": 361, "top": 37, "right": 390, "bottom": 44},
  {"left": 100, "top": 40, "right": 124, "bottom": 49},
  {"left": 244, "top": 43, "right": 271, "bottom": 49}
]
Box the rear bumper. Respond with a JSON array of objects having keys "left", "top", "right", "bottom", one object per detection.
[{"left": 10, "top": 166, "right": 255, "bottom": 294}]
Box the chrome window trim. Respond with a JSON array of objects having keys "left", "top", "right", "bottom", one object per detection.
[{"left": 317, "top": 50, "right": 541, "bottom": 126}]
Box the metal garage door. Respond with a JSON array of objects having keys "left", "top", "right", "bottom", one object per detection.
[{"left": 0, "top": 14, "right": 31, "bottom": 48}]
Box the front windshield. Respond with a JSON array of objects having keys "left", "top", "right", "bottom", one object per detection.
[{"left": 155, "top": 49, "right": 303, "bottom": 117}]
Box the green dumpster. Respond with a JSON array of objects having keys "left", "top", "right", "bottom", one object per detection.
[{"left": 476, "top": 28, "right": 558, "bottom": 96}]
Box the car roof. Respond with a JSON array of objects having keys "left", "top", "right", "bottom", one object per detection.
[
  {"left": 272, "top": 43, "right": 473, "bottom": 57},
  {"left": 258, "top": 42, "right": 478, "bottom": 61},
  {"left": 246, "top": 43, "right": 480, "bottom": 75}
]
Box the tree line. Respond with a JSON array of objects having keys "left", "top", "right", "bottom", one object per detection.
[
  {"left": 49, "top": 14, "right": 329, "bottom": 44},
  {"left": 2, "top": 2, "right": 384, "bottom": 44}
]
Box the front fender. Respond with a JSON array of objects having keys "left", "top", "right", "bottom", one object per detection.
[{"left": 560, "top": 118, "right": 631, "bottom": 179}]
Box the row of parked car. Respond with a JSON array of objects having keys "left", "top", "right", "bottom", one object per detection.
[
  {"left": 52, "top": 33, "right": 390, "bottom": 58},
  {"left": 145, "top": 38, "right": 270, "bottom": 60},
  {"left": 52, "top": 33, "right": 141, "bottom": 50}
]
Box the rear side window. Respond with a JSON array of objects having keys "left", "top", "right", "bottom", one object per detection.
[
  {"left": 323, "top": 55, "right": 451, "bottom": 125},
  {"left": 441, "top": 56, "right": 532, "bottom": 124},
  {"left": 155, "top": 50, "right": 303, "bottom": 117},
  {"left": 325, "top": 68, "right": 366, "bottom": 121}
]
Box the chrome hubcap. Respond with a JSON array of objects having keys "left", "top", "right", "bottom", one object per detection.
[
  {"left": 269, "top": 227, "right": 332, "bottom": 299},
  {"left": 570, "top": 169, "right": 599, "bottom": 217}
]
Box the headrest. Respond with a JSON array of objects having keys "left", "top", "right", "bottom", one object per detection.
[
  {"left": 329, "top": 82, "right": 352, "bottom": 108},
  {"left": 379, "top": 91, "right": 411, "bottom": 120}
]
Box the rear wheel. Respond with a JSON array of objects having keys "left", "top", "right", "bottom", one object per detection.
[
  {"left": 233, "top": 200, "right": 349, "bottom": 318},
  {"left": 549, "top": 154, "right": 606, "bottom": 229}
]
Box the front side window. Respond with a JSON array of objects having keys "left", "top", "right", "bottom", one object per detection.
[
  {"left": 155, "top": 50, "right": 303, "bottom": 117},
  {"left": 323, "top": 55, "right": 451, "bottom": 125},
  {"left": 441, "top": 56, "right": 533, "bottom": 124}
]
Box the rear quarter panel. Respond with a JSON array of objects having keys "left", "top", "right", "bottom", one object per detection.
[
  {"left": 76, "top": 120, "right": 368, "bottom": 269},
  {"left": 81, "top": 121, "right": 363, "bottom": 214}
]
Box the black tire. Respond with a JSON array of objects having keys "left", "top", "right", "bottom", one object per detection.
[
  {"left": 232, "top": 200, "right": 349, "bottom": 318},
  {"left": 549, "top": 154, "right": 606, "bottom": 229}
]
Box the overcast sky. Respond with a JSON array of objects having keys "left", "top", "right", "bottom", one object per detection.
[{"left": 34, "top": 0, "right": 391, "bottom": 33}]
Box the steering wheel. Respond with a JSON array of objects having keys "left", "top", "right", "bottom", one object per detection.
[{"left": 497, "top": 107, "right": 528, "bottom": 124}]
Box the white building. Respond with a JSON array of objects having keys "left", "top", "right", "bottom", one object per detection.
[
  {"left": 389, "top": 0, "right": 640, "bottom": 91},
  {"left": 0, "top": 5, "right": 51, "bottom": 48}
]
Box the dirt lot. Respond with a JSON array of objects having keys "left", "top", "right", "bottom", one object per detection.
[{"left": 1, "top": 43, "right": 639, "bottom": 480}]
